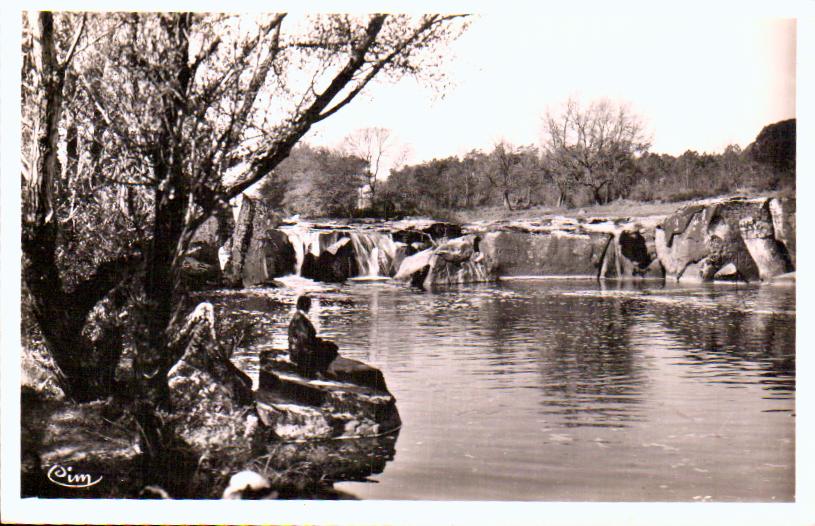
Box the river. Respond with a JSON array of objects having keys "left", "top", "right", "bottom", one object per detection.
[{"left": 201, "top": 277, "right": 795, "bottom": 501}]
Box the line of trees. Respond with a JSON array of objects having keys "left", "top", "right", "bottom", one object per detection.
[{"left": 380, "top": 103, "right": 795, "bottom": 215}]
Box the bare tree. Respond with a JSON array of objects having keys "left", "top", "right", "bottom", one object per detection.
[
  {"left": 481, "top": 140, "right": 541, "bottom": 210},
  {"left": 343, "top": 126, "right": 394, "bottom": 204},
  {"left": 542, "top": 98, "right": 651, "bottom": 205},
  {"left": 21, "top": 12, "right": 469, "bottom": 403}
]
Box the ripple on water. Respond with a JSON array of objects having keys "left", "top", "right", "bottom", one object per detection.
[{"left": 199, "top": 278, "right": 794, "bottom": 501}]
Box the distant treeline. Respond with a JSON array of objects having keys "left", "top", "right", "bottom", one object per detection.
[
  {"left": 382, "top": 115, "right": 795, "bottom": 216},
  {"left": 258, "top": 113, "right": 795, "bottom": 218}
]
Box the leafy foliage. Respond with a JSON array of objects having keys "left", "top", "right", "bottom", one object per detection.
[{"left": 256, "top": 143, "right": 367, "bottom": 218}]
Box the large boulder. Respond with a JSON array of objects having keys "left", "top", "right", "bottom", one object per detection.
[
  {"left": 225, "top": 196, "right": 293, "bottom": 287},
  {"left": 480, "top": 230, "right": 612, "bottom": 277},
  {"left": 600, "top": 228, "right": 664, "bottom": 279},
  {"left": 241, "top": 230, "right": 296, "bottom": 287},
  {"left": 424, "top": 235, "right": 494, "bottom": 286},
  {"left": 181, "top": 208, "right": 235, "bottom": 290},
  {"left": 191, "top": 207, "right": 235, "bottom": 250},
  {"left": 301, "top": 237, "right": 359, "bottom": 282},
  {"left": 392, "top": 222, "right": 461, "bottom": 246},
  {"left": 394, "top": 236, "right": 494, "bottom": 288},
  {"left": 167, "top": 303, "right": 267, "bottom": 453},
  {"left": 255, "top": 350, "right": 401, "bottom": 441},
  {"left": 655, "top": 197, "right": 793, "bottom": 282},
  {"left": 393, "top": 248, "right": 433, "bottom": 284},
  {"left": 769, "top": 197, "right": 796, "bottom": 267}
]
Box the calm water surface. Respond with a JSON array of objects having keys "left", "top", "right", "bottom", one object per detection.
[{"left": 205, "top": 278, "right": 795, "bottom": 501}]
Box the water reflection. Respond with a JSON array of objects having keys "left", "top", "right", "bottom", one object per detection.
[
  {"left": 201, "top": 278, "right": 795, "bottom": 501},
  {"left": 249, "top": 430, "right": 400, "bottom": 499}
]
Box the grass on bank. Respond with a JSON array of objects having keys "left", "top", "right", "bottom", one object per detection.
[{"left": 449, "top": 189, "right": 795, "bottom": 224}]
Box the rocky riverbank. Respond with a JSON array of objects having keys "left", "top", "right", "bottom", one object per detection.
[
  {"left": 22, "top": 193, "right": 794, "bottom": 500},
  {"left": 185, "top": 194, "right": 795, "bottom": 289},
  {"left": 21, "top": 300, "right": 401, "bottom": 499}
]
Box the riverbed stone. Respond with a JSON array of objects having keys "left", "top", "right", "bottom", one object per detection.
[
  {"left": 769, "top": 197, "right": 796, "bottom": 267},
  {"left": 225, "top": 196, "right": 286, "bottom": 287},
  {"left": 480, "top": 230, "right": 612, "bottom": 277},
  {"left": 655, "top": 197, "right": 793, "bottom": 282},
  {"left": 256, "top": 350, "right": 400, "bottom": 441},
  {"left": 301, "top": 237, "right": 359, "bottom": 282}
]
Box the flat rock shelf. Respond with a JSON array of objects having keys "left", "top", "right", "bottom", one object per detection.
[{"left": 255, "top": 350, "right": 401, "bottom": 442}]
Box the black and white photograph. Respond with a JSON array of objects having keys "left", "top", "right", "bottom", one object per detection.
[{"left": 1, "top": 2, "right": 812, "bottom": 524}]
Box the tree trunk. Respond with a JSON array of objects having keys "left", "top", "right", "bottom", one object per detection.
[
  {"left": 133, "top": 13, "right": 195, "bottom": 406},
  {"left": 502, "top": 190, "right": 513, "bottom": 211},
  {"left": 22, "top": 12, "right": 129, "bottom": 402},
  {"left": 592, "top": 186, "right": 604, "bottom": 205}
]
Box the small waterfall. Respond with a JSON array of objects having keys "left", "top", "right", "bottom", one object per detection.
[
  {"left": 284, "top": 226, "right": 398, "bottom": 278},
  {"left": 350, "top": 232, "right": 398, "bottom": 277},
  {"left": 284, "top": 227, "right": 323, "bottom": 275}
]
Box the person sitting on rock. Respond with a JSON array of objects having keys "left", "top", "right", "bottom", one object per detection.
[{"left": 288, "top": 295, "right": 339, "bottom": 376}]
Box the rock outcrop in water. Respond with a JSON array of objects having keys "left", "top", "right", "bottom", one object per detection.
[
  {"left": 301, "top": 237, "right": 360, "bottom": 282},
  {"left": 655, "top": 197, "right": 794, "bottom": 283},
  {"left": 600, "top": 228, "right": 664, "bottom": 279},
  {"left": 183, "top": 193, "right": 794, "bottom": 286},
  {"left": 394, "top": 235, "right": 494, "bottom": 288},
  {"left": 480, "top": 230, "right": 612, "bottom": 277},
  {"left": 225, "top": 196, "right": 295, "bottom": 287},
  {"left": 255, "top": 349, "right": 401, "bottom": 441}
]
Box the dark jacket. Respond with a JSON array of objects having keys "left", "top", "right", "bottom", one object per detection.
[{"left": 288, "top": 310, "right": 338, "bottom": 374}]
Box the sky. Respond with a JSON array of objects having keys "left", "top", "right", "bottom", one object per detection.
[{"left": 303, "top": 14, "right": 796, "bottom": 175}]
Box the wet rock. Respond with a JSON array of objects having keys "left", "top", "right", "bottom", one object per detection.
[
  {"left": 739, "top": 211, "right": 791, "bottom": 281},
  {"left": 600, "top": 229, "right": 663, "bottom": 279},
  {"left": 301, "top": 237, "right": 359, "bottom": 282},
  {"left": 225, "top": 196, "right": 286, "bottom": 287},
  {"left": 392, "top": 222, "right": 461, "bottom": 245},
  {"left": 411, "top": 264, "right": 431, "bottom": 289},
  {"left": 388, "top": 242, "right": 416, "bottom": 277},
  {"left": 394, "top": 236, "right": 493, "bottom": 287},
  {"left": 769, "top": 197, "right": 796, "bottom": 267},
  {"left": 421, "top": 222, "right": 463, "bottom": 241},
  {"left": 392, "top": 228, "right": 433, "bottom": 246},
  {"left": 241, "top": 230, "right": 296, "bottom": 287},
  {"left": 713, "top": 262, "right": 741, "bottom": 281},
  {"left": 411, "top": 240, "right": 431, "bottom": 252},
  {"left": 481, "top": 230, "right": 612, "bottom": 277},
  {"left": 424, "top": 235, "right": 494, "bottom": 287},
  {"left": 256, "top": 350, "right": 400, "bottom": 442},
  {"left": 655, "top": 198, "right": 793, "bottom": 282}
]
